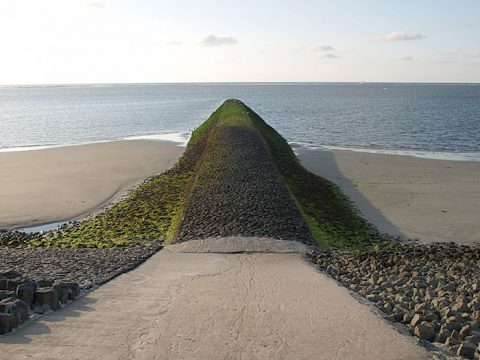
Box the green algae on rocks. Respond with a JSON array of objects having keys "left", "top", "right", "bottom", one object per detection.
[
  {"left": 17, "top": 99, "right": 379, "bottom": 249},
  {"left": 27, "top": 107, "right": 222, "bottom": 248}
]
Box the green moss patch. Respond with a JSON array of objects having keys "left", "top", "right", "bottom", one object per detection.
[
  {"left": 29, "top": 106, "right": 222, "bottom": 248},
  {"left": 216, "top": 100, "right": 382, "bottom": 250},
  {"left": 18, "top": 99, "right": 380, "bottom": 250}
]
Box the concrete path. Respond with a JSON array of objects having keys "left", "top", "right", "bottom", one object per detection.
[
  {"left": 0, "top": 248, "right": 431, "bottom": 359},
  {"left": 167, "top": 236, "right": 312, "bottom": 253}
]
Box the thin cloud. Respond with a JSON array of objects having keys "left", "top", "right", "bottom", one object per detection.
[
  {"left": 201, "top": 34, "right": 238, "bottom": 47},
  {"left": 167, "top": 41, "right": 184, "bottom": 46},
  {"left": 311, "top": 45, "right": 335, "bottom": 52},
  {"left": 318, "top": 53, "right": 340, "bottom": 59},
  {"left": 396, "top": 56, "right": 414, "bottom": 61},
  {"left": 436, "top": 60, "right": 457, "bottom": 64},
  {"left": 452, "top": 21, "right": 475, "bottom": 28},
  {"left": 87, "top": 1, "right": 105, "bottom": 8},
  {"left": 377, "top": 31, "right": 426, "bottom": 42},
  {"left": 304, "top": 46, "right": 341, "bottom": 61}
]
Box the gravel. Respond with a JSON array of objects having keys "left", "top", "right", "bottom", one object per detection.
[
  {"left": 175, "top": 126, "right": 313, "bottom": 245},
  {"left": 314, "top": 241, "right": 480, "bottom": 359},
  {"left": 0, "top": 240, "right": 163, "bottom": 289}
]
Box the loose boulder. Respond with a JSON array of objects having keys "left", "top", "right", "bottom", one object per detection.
[{"left": 33, "top": 288, "right": 59, "bottom": 312}]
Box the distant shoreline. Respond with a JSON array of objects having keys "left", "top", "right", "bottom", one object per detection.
[
  {"left": 1, "top": 133, "right": 479, "bottom": 162},
  {"left": 0, "top": 132, "right": 190, "bottom": 153},
  {"left": 291, "top": 142, "right": 480, "bottom": 162},
  {"left": 1, "top": 81, "right": 479, "bottom": 88}
]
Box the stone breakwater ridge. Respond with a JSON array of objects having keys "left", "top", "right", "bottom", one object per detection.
[{"left": 1, "top": 99, "right": 479, "bottom": 359}]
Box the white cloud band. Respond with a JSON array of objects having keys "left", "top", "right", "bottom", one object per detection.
[
  {"left": 377, "top": 31, "right": 426, "bottom": 42},
  {"left": 201, "top": 34, "right": 238, "bottom": 47}
]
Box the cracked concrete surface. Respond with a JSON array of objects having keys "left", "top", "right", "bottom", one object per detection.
[{"left": 0, "top": 246, "right": 431, "bottom": 359}]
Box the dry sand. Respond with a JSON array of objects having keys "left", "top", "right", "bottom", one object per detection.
[
  {"left": 0, "top": 141, "right": 183, "bottom": 229},
  {"left": 297, "top": 148, "right": 480, "bottom": 244},
  {"left": 0, "top": 247, "right": 430, "bottom": 360}
]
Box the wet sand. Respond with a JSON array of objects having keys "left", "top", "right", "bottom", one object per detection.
[
  {"left": 0, "top": 141, "right": 184, "bottom": 229},
  {"left": 298, "top": 148, "right": 480, "bottom": 244}
]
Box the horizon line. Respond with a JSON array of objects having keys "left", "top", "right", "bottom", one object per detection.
[{"left": 1, "top": 81, "right": 479, "bottom": 88}]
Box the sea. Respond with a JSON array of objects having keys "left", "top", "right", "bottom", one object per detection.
[{"left": 1, "top": 83, "right": 479, "bottom": 161}]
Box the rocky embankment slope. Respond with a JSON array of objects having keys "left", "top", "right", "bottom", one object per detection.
[
  {"left": 175, "top": 125, "right": 313, "bottom": 244},
  {"left": 315, "top": 242, "right": 480, "bottom": 359},
  {"left": 0, "top": 241, "right": 162, "bottom": 334}
]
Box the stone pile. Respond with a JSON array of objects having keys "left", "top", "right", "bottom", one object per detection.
[
  {"left": 0, "top": 239, "right": 162, "bottom": 289},
  {"left": 176, "top": 126, "right": 313, "bottom": 245},
  {"left": 0, "top": 270, "right": 80, "bottom": 334},
  {"left": 0, "top": 240, "right": 162, "bottom": 335},
  {"left": 0, "top": 230, "right": 37, "bottom": 247},
  {"left": 314, "top": 242, "right": 480, "bottom": 359}
]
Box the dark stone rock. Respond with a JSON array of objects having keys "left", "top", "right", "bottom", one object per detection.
[
  {"left": 435, "top": 328, "right": 451, "bottom": 344},
  {"left": 464, "top": 335, "right": 480, "bottom": 346},
  {"left": 446, "top": 316, "right": 465, "bottom": 332},
  {"left": 0, "top": 271, "right": 22, "bottom": 279},
  {"left": 0, "top": 290, "right": 14, "bottom": 301},
  {"left": 33, "top": 288, "right": 59, "bottom": 312},
  {"left": 6, "top": 277, "right": 24, "bottom": 291},
  {"left": 0, "top": 278, "right": 7, "bottom": 291},
  {"left": 457, "top": 341, "right": 476, "bottom": 359},
  {"left": 446, "top": 330, "right": 462, "bottom": 346},
  {"left": 12, "top": 299, "right": 29, "bottom": 323},
  {"left": 37, "top": 279, "right": 54, "bottom": 288},
  {"left": 16, "top": 283, "right": 34, "bottom": 306},
  {"left": 366, "top": 294, "right": 381, "bottom": 303},
  {"left": 460, "top": 324, "right": 472, "bottom": 339},
  {"left": 414, "top": 324, "right": 435, "bottom": 342},
  {"left": 53, "top": 284, "right": 69, "bottom": 304},
  {"left": 410, "top": 314, "right": 422, "bottom": 327},
  {"left": 452, "top": 300, "right": 471, "bottom": 313},
  {"left": 62, "top": 282, "right": 80, "bottom": 299},
  {"left": 0, "top": 300, "right": 16, "bottom": 317},
  {"left": 0, "top": 313, "right": 16, "bottom": 335}
]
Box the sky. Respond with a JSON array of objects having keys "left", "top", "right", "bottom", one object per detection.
[{"left": 0, "top": 0, "right": 479, "bottom": 84}]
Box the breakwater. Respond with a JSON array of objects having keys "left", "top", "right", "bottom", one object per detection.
[
  {"left": 175, "top": 120, "right": 312, "bottom": 244},
  {"left": 0, "top": 99, "right": 376, "bottom": 249}
]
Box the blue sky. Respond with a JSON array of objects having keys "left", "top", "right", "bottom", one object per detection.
[{"left": 0, "top": 0, "right": 479, "bottom": 84}]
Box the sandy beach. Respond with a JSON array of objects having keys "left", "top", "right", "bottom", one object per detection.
[
  {"left": 298, "top": 148, "right": 480, "bottom": 244},
  {"left": 2, "top": 138, "right": 478, "bottom": 246},
  {"left": 0, "top": 140, "right": 184, "bottom": 229}
]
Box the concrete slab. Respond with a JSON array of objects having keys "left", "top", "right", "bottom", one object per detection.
[
  {"left": 0, "top": 248, "right": 431, "bottom": 360},
  {"left": 167, "top": 236, "right": 312, "bottom": 253}
]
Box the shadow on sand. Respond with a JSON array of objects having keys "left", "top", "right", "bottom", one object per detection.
[
  {"left": 296, "top": 147, "right": 406, "bottom": 240},
  {"left": 0, "top": 296, "right": 97, "bottom": 344}
]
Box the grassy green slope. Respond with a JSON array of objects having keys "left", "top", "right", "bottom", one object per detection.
[
  {"left": 30, "top": 106, "right": 222, "bottom": 248},
  {"left": 215, "top": 100, "right": 380, "bottom": 249},
  {"left": 28, "top": 99, "right": 379, "bottom": 250}
]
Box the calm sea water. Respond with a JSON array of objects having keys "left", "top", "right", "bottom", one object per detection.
[{"left": 1, "top": 83, "right": 479, "bottom": 160}]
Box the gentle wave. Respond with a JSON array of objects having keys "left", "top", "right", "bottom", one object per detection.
[
  {"left": 0, "top": 132, "right": 191, "bottom": 153},
  {"left": 1, "top": 84, "right": 479, "bottom": 157},
  {"left": 123, "top": 132, "right": 191, "bottom": 146},
  {"left": 290, "top": 142, "right": 480, "bottom": 162},
  {"left": 0, "top": 144, "right": 79, "bottom": 153}
]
